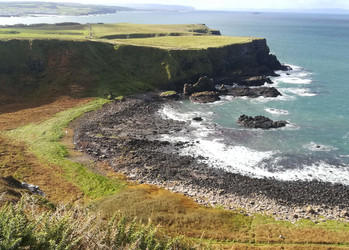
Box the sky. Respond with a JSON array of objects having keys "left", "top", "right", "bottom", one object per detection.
[{"left": 4, "top": 0, "right": 349, "bottom": 11}]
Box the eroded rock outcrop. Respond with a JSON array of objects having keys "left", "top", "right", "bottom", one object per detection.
[
  {"left": 226, "top": 87, "right": 282, "bottom": 98},
  {"left": 183, "top": 76, "right": 216, "bottom": 95},
  {"left": 237, "top": 114, "right": 288, "bottom": 129}
]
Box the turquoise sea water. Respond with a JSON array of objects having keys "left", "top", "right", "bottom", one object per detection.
[{"left": 2, "top": 11, "right": 349, "bottom": 184}]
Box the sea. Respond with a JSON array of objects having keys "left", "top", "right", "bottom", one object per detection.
[{"left": 2, "top": 11, "right": 349, "bottom": 185}]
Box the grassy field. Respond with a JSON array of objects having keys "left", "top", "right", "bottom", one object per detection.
[
  {"left": 114, "top": 36, "right": 257, "bottom": 49},
  {"left": 0, "top": 23, "right": 241, "bottom": 49}
]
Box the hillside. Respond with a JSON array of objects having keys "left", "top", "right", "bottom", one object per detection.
[{"left": 0, "top": 2, "right": 132, "bottom": 17}]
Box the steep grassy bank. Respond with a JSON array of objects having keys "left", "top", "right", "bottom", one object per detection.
[{"left": 5, "top": 98, "right": 124, "bottom": 201}]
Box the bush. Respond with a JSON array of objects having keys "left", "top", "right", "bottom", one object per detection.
[{"left": 0, "top": 196, "right": 192, "bottom": 249}]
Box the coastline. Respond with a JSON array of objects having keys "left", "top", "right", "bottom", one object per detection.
[{"left": 73, "top": 94, "right": 349, "bottom": 223}]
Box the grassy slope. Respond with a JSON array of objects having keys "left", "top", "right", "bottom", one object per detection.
[{"left": 5, "top": 98, "right": 124, "bottom": 200}]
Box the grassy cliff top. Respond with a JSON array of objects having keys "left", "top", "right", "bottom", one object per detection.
[
  {"left": 114, "top": 36, "right": 257, "bottom": 49},
  {"left": 0, "top": 23, "right": 215, "bottom": 39},
  {"left": 0, "top": 22, "right": 258, "bottom": 49}
]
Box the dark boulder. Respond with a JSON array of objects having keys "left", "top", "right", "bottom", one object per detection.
[
  {"left": 184, "top": 76, "right": 216, "bottom": 95},
  {"left": 237, "top": 114, "right": 288, "bottom": 129},
  {"left": 193, "top": 117, "right": 203, "bottom": 121},
  {"left": 239, "top": 76, "right": 273, "bottom": 86},
  {"left": 189, "top": 91, "right": 220, "bottom": 103},
  {"left": 227, "top": 87, "right": 281, "bottom": 98}
]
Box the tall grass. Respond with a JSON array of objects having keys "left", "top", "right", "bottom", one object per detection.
[{"left": 0, "top": 196, "right": 192, "bottom": 249}]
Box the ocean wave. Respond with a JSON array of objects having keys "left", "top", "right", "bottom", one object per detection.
[
  {"left": 282, "top": 78, "right": 312, "bottom": 85},
  {"left": 161, "top": 133, "right": 276, "bottom": 178},
  {"left": 160, "top": 105, "right": 190, "bottom": 121},
  {"left": 281, "top": 88, "right": 316, "bottom": 97},
  {"left": 274, "top": 65, "right": 312, "bottom": 85},
  {"left": 303, "top": 142, "right": 338, "bottom": 152},
  {"left": 251, "top": 94, "right": 295, "bottom": 103},
  {"left": 264, "top": 158, "right": 349, "bottom": 185},
  {"left": 265, "top": 107, "right": 289, "bottom": 115},
  {"left": 161, "top": 131, "right": 349, "bottom": 185}
]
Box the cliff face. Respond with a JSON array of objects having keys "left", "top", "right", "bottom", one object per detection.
[{"left": 0, "top": 39, "right": 284, "bottom": 107}]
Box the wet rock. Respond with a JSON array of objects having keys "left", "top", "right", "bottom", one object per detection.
[
  {"left": 189, "top": 91, "right": 220, "bottom": 103},
  {"left": 239, "top": 75, "right": 273, "bottom": 86},
  {"left": 193, "top": 117, "right": 203, "bottom": 121},
  {"left": 237, "top": 114, "right": 288, "bottom": 129},
  {"left": 227, "top": 86, "right": 281, "bottom": 98}
]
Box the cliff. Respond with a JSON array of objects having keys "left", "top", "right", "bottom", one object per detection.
[{"left": 0, "top": 38, "right": 285, "bottom": 109}]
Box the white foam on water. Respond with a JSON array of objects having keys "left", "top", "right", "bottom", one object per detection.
[
  {"left": 265, "top": 107, "right": 289, "bottom": 115},
  {"left": 251, "top": 93, "right": 295, "bottom": 103},
  {"left": 274, "top": 65, "right": 312, "bottom": 85},
  {"left": 161, "top": 132, "right": 349, "bottom": 185},
  {"left": 160, "top": 105, "right": 191, "bottom": 121},
  {"left": 281, "top": 88, "right": 316, "bottom": 97},
  {"left": 281, "top": 78, "right": 312, "bottom": 85},
  {"left": 303, "top": 142, "right": 338, "bottom": 152},
  {"left": 343, "top": 132, "right": 349, "bottom": 139},
  {"left": 263, "top": 159, "right": 349, "bottom": 185},
  {"left": 161, "top": 133, "right": 277, "bottom": 178}
]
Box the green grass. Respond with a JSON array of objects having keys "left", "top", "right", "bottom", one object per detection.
[
  {"left": 5, "top": 98, "right": 124, "bottom": 199},
  {"left": 0, "top": 23, "right": 251, "bottom": 50},
  {"left": 0, "top": 23, "right": 213, "bottom": 41},
  {"left": 90, "top": 23, "right": 215, "bottom": 38},
  {"left": 113, "top": 36, "right": 258, "bottom": 49}
]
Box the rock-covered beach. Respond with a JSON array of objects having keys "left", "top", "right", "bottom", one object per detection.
[{"left": 73, "top": 94, "right": 349, "bottom": 223}]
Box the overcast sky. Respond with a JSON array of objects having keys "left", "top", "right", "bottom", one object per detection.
[{"left": 5, "top": 0, "right": 349, "bottom": 10}]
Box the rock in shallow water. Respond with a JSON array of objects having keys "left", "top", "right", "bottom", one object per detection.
[
  {"left": 237, "top": 114, "right": 288, "bottom": 129},
  {"left": 227, "top": 86, "right": 282, "bottom": 98}
]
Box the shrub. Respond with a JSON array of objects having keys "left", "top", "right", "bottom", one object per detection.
[{"left": 0, "top": 196, "right": 192, "bottom": 249}]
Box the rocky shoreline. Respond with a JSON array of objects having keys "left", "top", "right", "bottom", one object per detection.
[{"left": 73, "top": 95, "right": 349, "bottom": 223}]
